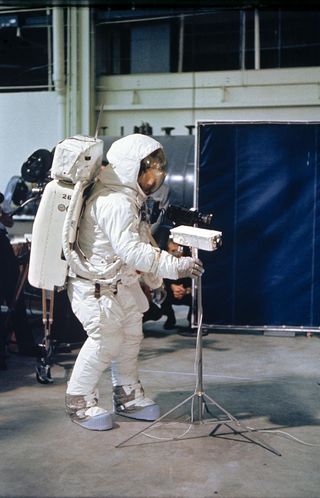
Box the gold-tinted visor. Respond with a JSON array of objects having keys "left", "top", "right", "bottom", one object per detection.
[{"left": 138, "top": 148, "right": 167, "bottom": 195}]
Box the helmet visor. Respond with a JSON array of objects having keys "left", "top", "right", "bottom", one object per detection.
[{"left": 138, "top": 148, "right": 167, "bottom": 195}]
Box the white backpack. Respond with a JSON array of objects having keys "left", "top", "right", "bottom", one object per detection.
[{"left": 28, "top": 135, "right": 118, "bottom": 291}]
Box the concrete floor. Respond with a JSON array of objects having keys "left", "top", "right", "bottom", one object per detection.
[{"left": 1, "top": 307, "right": 320, "bottom": 498}]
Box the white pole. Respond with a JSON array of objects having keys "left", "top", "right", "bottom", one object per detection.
[
  {"left": 254, "top": 8, "right": 260, "bottom": 70},
  {"left": 240, "top": 10, "right": 246, "bottom": 70},
  {"left": 70, "top": 7, "right": 79, "bottom": 135},
  {"left": 79, "top": 7, "right": 91, "bottom": 135},
  {"left": 52, "top": 7, "right": 66, "bottom": 139},
  {"left": 178, "top": 14, "right": 185, "bottom": 73}
]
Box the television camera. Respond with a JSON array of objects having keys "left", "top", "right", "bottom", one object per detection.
[{"left": 166, "top": 204, "right": 222, "bottom": 252}]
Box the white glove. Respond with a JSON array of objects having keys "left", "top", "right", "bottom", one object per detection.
[{"left": 177, "top": 257, "right": 204, "bottom": 279}]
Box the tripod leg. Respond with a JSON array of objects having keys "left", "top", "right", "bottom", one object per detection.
[
  {"left": 190, "top": 391, "right": 208, "bottom": 423},
  {"left": 202, "top": 391, "right": 239, "bottom": 423},
  {"left": 116, "top": 393, "right": 196, "bottom": 448}
]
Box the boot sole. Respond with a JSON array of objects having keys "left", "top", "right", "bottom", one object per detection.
[
  {"left": 73, "top": 412, "right": 113, "bottom": 431},
  {"left": 115, "top": 404, "right": 160, "bottom": 421}
]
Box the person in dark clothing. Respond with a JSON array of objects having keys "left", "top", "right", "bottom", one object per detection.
[
  {"left": 161, "top": 276, "right": 192, "bottom": 329},
  {"left": 0, "top": 208, "right": 35, "bottom": 369},
  {"left": 142, "top": 238, "right": 192, "bottom": 330},
  {"left": 161, "top": 239, "right": 192, "bottom": 329}
]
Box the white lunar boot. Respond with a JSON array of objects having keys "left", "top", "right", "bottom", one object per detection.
[
  {"left": 65, "top": 392, "right": 113, "bottom": 431},
  {"left": 113, "top": 381, "right": 160, "bottom": 421}
]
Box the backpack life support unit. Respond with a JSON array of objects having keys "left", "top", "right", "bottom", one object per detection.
[{"left": 28, "top": 135, "right": 107, "bottom": 291}]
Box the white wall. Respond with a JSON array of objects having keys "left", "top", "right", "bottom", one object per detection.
[
  {"left": 1, "top": 66, "right": 320, "bottom": 194},
  {"left": 0, "top": 91, "right": 59, "bottom": 194},
  {"left": 96, "top": 67, "right": 320, "bottom": 137}
]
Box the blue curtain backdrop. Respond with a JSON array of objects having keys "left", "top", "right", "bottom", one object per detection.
[{"left": 198, "top": 122, "right": 320, "bottom": 328}]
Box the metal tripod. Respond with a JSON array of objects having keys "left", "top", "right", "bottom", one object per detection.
[{"left": 117, "top": 273, "right": 281, "bottom": 456}]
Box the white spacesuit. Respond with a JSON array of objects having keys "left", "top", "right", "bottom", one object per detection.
[{"left": 65, "top": 133, "right": 203, "bottom": 431}]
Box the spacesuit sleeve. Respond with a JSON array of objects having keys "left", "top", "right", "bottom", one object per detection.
[{"left": 95, "top": 194, "right": 179, "bottom": 279}]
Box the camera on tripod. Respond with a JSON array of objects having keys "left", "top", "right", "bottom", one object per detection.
[{"left": 166, "top": 205, "right": 222, "bottom": 252}]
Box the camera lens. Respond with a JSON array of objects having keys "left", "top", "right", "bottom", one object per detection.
[{"left": 199, "top": 213, "right": 213, "bottom": 226}]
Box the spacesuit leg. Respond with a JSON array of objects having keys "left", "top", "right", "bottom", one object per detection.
[
  {"left": 111, "top": 285, "right": 160, "bottom": 421},
  {"left": 66, "top": 330, "right": 121, "bottom": 431},
  {"left": 66, "top": 335, "right": 118, "bottom": 394},
  {"left": 65, "top": 280, "right": 124, "bottom": 430}
]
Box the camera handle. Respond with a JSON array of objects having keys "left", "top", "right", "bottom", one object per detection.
[{"left": 117, "top": 261, "right": 280, "bottom": 456}]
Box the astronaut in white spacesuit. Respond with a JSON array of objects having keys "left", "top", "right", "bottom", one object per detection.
[{"left": 65, "top": 133, "right": 203, "bottom": 431}]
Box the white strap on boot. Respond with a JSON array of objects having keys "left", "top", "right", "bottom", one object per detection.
[
  {"left": 113, "top": 382, "right": 160, "bottom": 421},
  {"left": 65, "top": 392, "right": 113, "bottom": 431}
]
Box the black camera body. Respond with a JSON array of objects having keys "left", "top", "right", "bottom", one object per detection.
[{"left": 166, "top": 205, "right": 213, "bottom": 228}]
